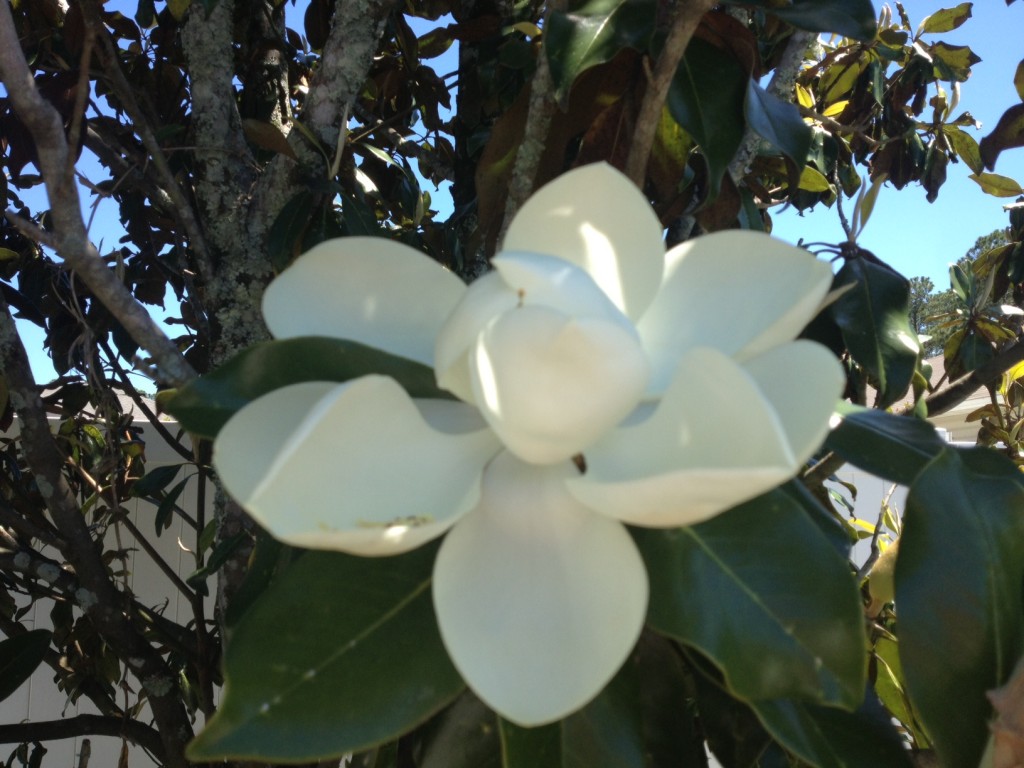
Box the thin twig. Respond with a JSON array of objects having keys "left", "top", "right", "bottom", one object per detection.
[
  {"left": 0, "top": 1, "right": 196, "bottom": 388},
  {"left": 624, "top": 0, "right": 716, "bottom": 186}
]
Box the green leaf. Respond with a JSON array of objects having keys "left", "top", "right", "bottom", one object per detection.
[
  {"left": 919, "top": 2, "right": 973, "bottom": 33},
  {"left": 635, "top": 488, "right": 866, "bottom": 709},
  {"left": 979, "top": 105, "right": 1024, "bottom": 172},
  {"left": 1014, "top": 58, "right": 1024, "bottom": 102},
  {"left": 130, "top": 464, "right": 184, "bottom": 498},
  {"left": 825, "top": 406, "right": 946, "bottom": 485},
  {"left": 411, "top": 694, "right": 501, "bottom": 768},
  {"left": 498, "top": 632, "right": 706, "bottom": 768},
  {"left": 750, "top": 694, "right": 914, "bottom": 768},
  {"left": 545, "top": 0, "right": 655, "bottom": 101},
  {"left": 499, "top": 721, "right": 561, "bottom": 768},
  {"left": 829, "top": 258, "right": 920, "bottom": 408},
  {"left": 722, "top": 0, "right": 876, "bottom": 40},
  {"left": 267, "top": 191, "right": 316, "bottom": 271},
  {"left": 0, "top": 630, "right": 51, "bottom": 703},
  {"left": 186, "top": 544, "right": 464, "bottom": 763},
  {"left": 897, "top": 448, "right": 1024, "bottom": 768},
  {"left": 667, "top": 37, "right": 747, "bottom": 195},
  {"left": 165, "top": 337, "right": 450, "bottom": 438},
  {"left": 691, "top": 651, "right": 911, "bottom": 768},
  {"left": 744, "top": 80, "right": 812, "bottom": 169}
]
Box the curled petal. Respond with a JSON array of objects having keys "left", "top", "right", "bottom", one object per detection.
[
  {"left": 432, "top": 452, "right": 648, "bottom": 726},
  {"left": 263, "top": 237, "right": 467, "bottom": 365},
  {"left": 638, "top": 231, "right": 833, "bottom": 394},
  {"left": 567, "top": 347, "right": 796, "bottom": 528},
  {"left": 213, "top": 377, "right": 501, "bottom": 555},
  {"left": 741, "top": 341, "right": 844, "bottom": 466},
  {"left": 502, "top": 163, "right": 665, "bottom": 321},
  {"left": 434, "top": 272, "right": 517, "bottom": 403},
  {"left": 471, "top": 305, "right": 649, "bottom": 464}
]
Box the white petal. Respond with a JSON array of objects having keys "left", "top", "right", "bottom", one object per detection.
[
  {"left": 567, "top": 347, "right": 795, "bottom": 528},
  {"left": 501, "top": 163, "right": 665, "bottom": 321},
  {"left": 432, "top": 452, "right": 648, "bottom": 726},
  {"left": 434, "top": 272, "right": 517, "bottom": 403},
  {"left": 637, "top": 231, "right": 833, "bottom": 394},
  {"left": 263, "top": 237, "right": 467, "bottom": 365},
  {"left": 471, "top": 305, "right": 649, "bottom": 464},
  {"left": 213, "top": 377, "right": 501, "bottom": 555},
  {"left": 741, "top": 340, "right": 844, "bottom": 465},
  {"left": 434, "top": 253, "right": 636, "bottom": 404}
]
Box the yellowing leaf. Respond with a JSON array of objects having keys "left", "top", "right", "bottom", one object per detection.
[
  {"left": 511, "top": 21, "right": 541, "bottom": 37},
  {"left": 797, "top": 165, "right": 832, "bottom": 192},
  {"left": 796, "top": 84, "right": 814, "bottom": 110},
  {"left": 1015, "top": 59, "right": 1024, "bottom": 102},
  {"left": 919, "top": 2, "right": 973, "bottom": 34},
  {"left": 944, "top": 126, "right": 983, "bottom": 174},
  {"left": 1002, "top": 361, "right": 1024, "bottom": 393},
  {"left": 822, "top": 100, "right": 849, "bottom": 118},
  {"left": 969, "top": 172, "right": 1024, "bottom": 197},
  {"left": 167, "top": 0, "right": 191, "bottom": 20},
  {"left": 241, "top": 119, "right": 298, "bottom": 160}
]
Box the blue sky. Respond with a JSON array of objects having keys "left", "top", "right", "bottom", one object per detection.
[
  {"left": 9, "top": 0, "right": 1024, "bottom": 379},
  {"left": 772, "top": 0, "right": 1024, "bottom": 285}
]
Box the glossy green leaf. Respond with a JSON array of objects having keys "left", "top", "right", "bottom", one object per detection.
[
  {"left": 750, "top": 694, "right": 914, "bottom": 768},
  {"left": 411, "top": 694, "right": 501, "bottom": 768},
  {"left": 165, "top": 336, "right": 450, "bottom": 438},
  {"left": 545, "top": 0, "right": 655, "bottom": 101},
  {"left": 897, "top": 448, "right": 1024, "bottom": 768},
  {"left": 268, "top": 191, "right": 316, "bottom": 271},
  {"left": 979, "top": 105, "right": 1024, "bottom": 172},
  {"left": 744, "top": 80, "right": 812, "bottom": 169},
  {"left": 829, "top": 258, "right": 920, "bottom": 408},
  {"left": 635, "top": 488, "right": 866, "bottom": 709},
  {"left": 499, "top": 721, "right": 561, "bottom": 768},
  {"left": 499, "top": 632, "right": 706, "bottom": 768},
  {"left": 919, "top": 2, "right": 973, "bottom": 34},
  {"left": 667, "top": 37, "right": 747, "bottom": 195},
  {"left": 691, "top": 650, "right": 910, "bottom": 768},
  {"left": 186, "top": 544, "right": 464, "bottom": 763},
  {"left": 130, "top": 463, "right": 183, "bottom": 498},
  {"left": 0, "top": 630, "right": 51, "bottom": 703},
  {"left": 722, "top": 0, "right": 876, "bottom": 40},
  {"left": 825, "top": 406, "right": 946, "bottom": 485}
]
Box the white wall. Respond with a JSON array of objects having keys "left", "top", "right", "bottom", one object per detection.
[{"left": 1, "top": 417, "right": 209, "bottom": 767}]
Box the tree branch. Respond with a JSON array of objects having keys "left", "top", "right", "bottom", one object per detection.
[
  {"left": 498, "top": 2, "right": 565, "bottom": 242},
  {"left": 0, "top": 2, "right": 195, "bottom": 389},
  {"left": 0, "top": 295, "right": 193, "bottom": 768},
  {"left": 624, "top": 0, "right": 716, "bottom": 186},
  {"left": 0, "top": 716, "right": 164, "bottom": 760},
  {"left": 79, "top": 0, "right": 214, "bottom": 283},
  {"left": 729, "top": 29, "right": 814, "bottom": 181}
]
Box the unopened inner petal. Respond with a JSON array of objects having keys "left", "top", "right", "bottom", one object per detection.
[{"left": 470, "top": 306, "right": 650, "bottom": 464}]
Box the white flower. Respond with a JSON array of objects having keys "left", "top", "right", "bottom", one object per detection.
[{"left": 213, "top": 163, "right": 844, "bottom": 727}]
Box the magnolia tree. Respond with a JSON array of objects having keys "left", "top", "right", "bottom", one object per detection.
[{"left": 2, "top": 0, "right": 1024, "bottom": 767}]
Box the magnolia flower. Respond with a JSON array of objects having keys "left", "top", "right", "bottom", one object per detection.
[{"left": 213, "top": 163, "right": 843, "bottom": 727}]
